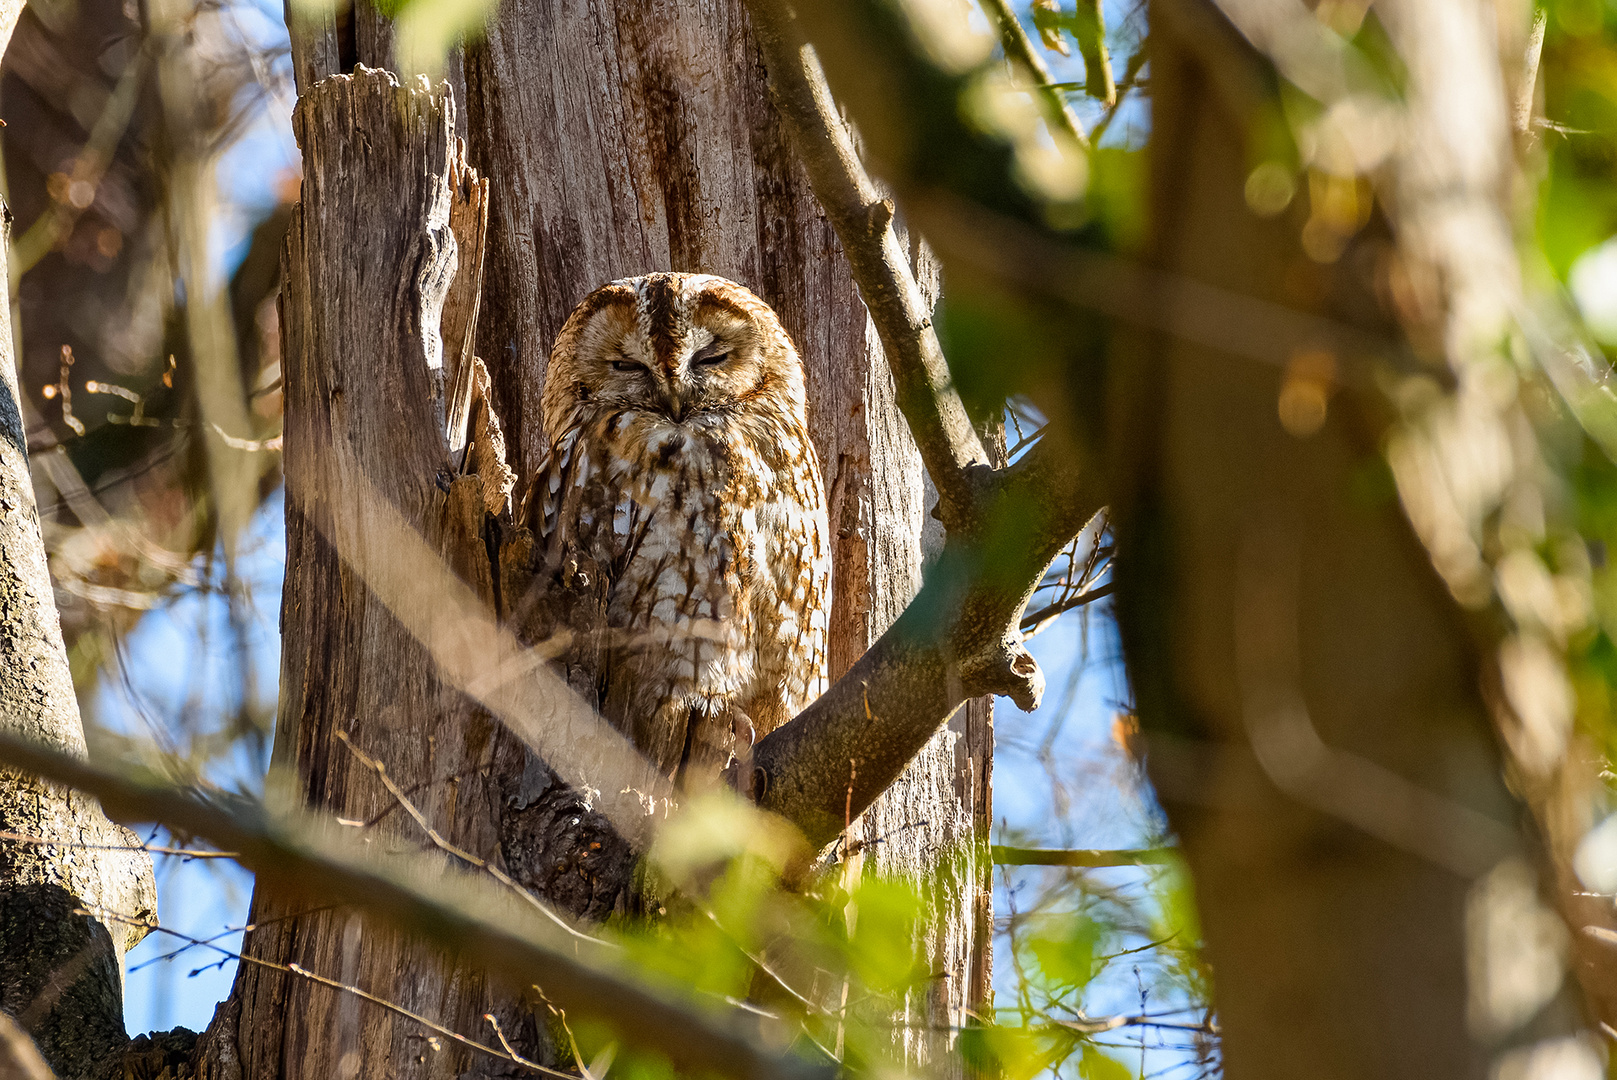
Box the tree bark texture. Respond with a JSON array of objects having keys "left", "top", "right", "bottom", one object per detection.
[
  {"left": 1110, "top": 3, "right": 1567, "bottom": 1076},
  {"left": 0, "top": 0, "right": 161, "bottom": 1064},
  {"left": 462, "top": 0, "right": 994, "bottom": 1047},
  {"left": 198, "top": 72, "right": 533, "bottom": 1079},
  {"left": 203, "top": 2, "right": 992, "bottom": 1075}
]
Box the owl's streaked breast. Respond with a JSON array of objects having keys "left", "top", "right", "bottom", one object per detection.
[{"left": 529, "top": 272, "right": 832, "bottom": 780}]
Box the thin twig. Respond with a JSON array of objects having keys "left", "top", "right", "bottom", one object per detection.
[
  {"left": 1088, "top": 39, "right": 1150, "bottom": 144},
  {"left": 999, "top": 862, "right": 1037, "bottom": 1025},
  {"left": 1020, "top": 582, "right": 1115, "bottom": 637},
  {"left": 1052, "top": 1013, "right": 1219, "bottom": 1037},
  {"left": 335, "top": 731, "right": 611, "bottom": 949},
  {"left": 91, "top": 904, "right": 573, "bottom": 1078},
  {"left": 981, "top": 0, "right": 1090, "bottom": 148},
  {"left": 697, "top": 906, "right": 838, "bottom": 1029},
  {"left": 485, "top": 1013, "right": 560, "bottom": 1077},
  {"left": 1007, "top": 420, "right": 1049, "bottom": 459},
  {"left": 991, "top": 845, "right": 1173, "bottom": 868},
  {"left": 131, "top": 922, "right": 258, "bottom": 974}
]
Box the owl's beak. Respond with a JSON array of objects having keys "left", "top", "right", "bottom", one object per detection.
[{"left": 660, "top": 385, "right": 691, "bottom": 423}]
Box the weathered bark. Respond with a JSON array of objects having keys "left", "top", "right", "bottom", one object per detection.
[
  {"left": 199, "top": 0, "right": 994, "bottom": 1074},
  {"left": 0, "top": 0, "right": 160, "bottom": 1066},
  {"left": 197, "top": 71, "right": 530, "bottom": 1079}
]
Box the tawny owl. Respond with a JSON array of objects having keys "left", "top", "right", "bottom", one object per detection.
[{"left": 525, "top": 272, "right": 830, "bottom": 785}]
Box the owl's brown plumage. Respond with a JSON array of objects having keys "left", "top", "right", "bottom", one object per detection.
[{"left": 526, "top": 273, "right": 830, "bottom": 784}]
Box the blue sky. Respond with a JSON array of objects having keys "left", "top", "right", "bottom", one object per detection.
[{"left": 106, "top": 493, "right": 280, "bottom": 1034}]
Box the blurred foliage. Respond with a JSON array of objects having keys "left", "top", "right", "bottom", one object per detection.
[
  {"left": 1542, "top": 0, "right": 1617, "bottom": 276},
  {"left": 3, "top": 0, "right": 293, "bottom": 759},
  {"left": 532, "top": 784, "right": 1214, "bottom": 1080},
  {"left": 1519, "top": 0, "right": 1617, "bottom": 836}
]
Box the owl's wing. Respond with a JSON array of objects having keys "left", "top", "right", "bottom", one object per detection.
[{"left": 524, "top": 429, "right": 657, "bottom": 584}]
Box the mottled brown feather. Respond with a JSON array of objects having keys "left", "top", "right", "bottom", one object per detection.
[{"left": 531, "top": 273, "right": 831, "bottom": 785}]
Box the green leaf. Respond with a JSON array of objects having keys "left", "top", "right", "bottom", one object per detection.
[
  {"left": 1088, "top": 148, "right": 1148, "bottom": 253},
  {"left": 1149, "top": 858, "right": 1203, "bottom": 949},
  {"left": 1025, "top": 912, "right": 1103, "bottom": 988},
  {"left": 961, "top": 1024, "right": 1078, "bottom": 1080},
  {"left": 847, "top": 877, "right": 928, "bottom": 992},
  {"left": 1080, "top": 1044, "right": 1134, "bottom": 1080}
]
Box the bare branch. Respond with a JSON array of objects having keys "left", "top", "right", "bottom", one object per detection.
[
  {"left": 744, "top": 0, "right": 992, "bottom": 533},
  {"left": 736, "top": 0, "right": 1111, "bottom": 843},
  {"left": 980, "top": 0, "right": 1090, "bottom": 148},
  {"left": 0, "top": 729, "right": 833, "bottom": 1080},
  {"left": 991, "top": 846, "right": 1173, "bottom": 868},
  {"left": 1049, "top": 1015, "right": 1219, "bottom": 1036},
  {"left": 1022, "top": 583, "right": 1113, "bottom": 637},
  {"left": 93, "top": 904, "right": 571, "bottom": 1078},
  {"left": 754, "top": 436, "right": 1098, "bottom": 846},
  {"left": 1089, "top": 40, "right": 1149, "bottom": 144}
]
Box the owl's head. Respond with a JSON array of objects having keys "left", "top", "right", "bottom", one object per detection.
[{"left": 543, "top": 272, "right": 808, "bottom": 439}]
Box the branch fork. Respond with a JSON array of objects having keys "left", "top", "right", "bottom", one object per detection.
[{"left": 735, "top": 0, "right": 1102, "bottom": 844}]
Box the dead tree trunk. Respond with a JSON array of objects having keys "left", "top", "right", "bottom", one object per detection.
[
  {"left": 193, "top": 72, "right": 527, "bottom": 1079},
  {"left": 194, "top": 2, "right": 991, "bottom": 1075},
  {"left": 463, "top": 4, "right": 993, "bottom": 1061},
  {"left": 0, "top": 0, "right": 160, "bottom": 1070}
]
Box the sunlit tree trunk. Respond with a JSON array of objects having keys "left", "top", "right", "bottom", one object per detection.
[{"left": 191, "top": 3, "right": 992, "bottom": 1075}]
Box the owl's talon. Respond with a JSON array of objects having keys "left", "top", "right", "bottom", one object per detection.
[{"left": 720, "top": 758, "right": 769, "bottom": 803}]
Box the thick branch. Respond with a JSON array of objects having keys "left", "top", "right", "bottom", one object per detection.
[
  {"left": 755, "top": 438, "right": 1097, "bottom": 847},
  {"left": 0, "top": 730, "right": 830, "bottom": 1080},
  {"left": 742, "top": 0, "right": 1108, "bottom": 842},
  {"left": 745, "top": 0, "right": 992, "bottom": 533},
  {"left": 739, "top": 2, "right": 1407, "bottom": 846}
]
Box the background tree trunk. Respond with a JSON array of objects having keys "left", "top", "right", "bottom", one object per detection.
[
  {"left": 0, "top": 0, "right": 160, "bottom": 1069},
  {"left": 1111, "top": 2, "right": 1577, "bottom": 1075},
  {"left": 199, "top": 2, "right": 992, "bottom": 1074}
]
